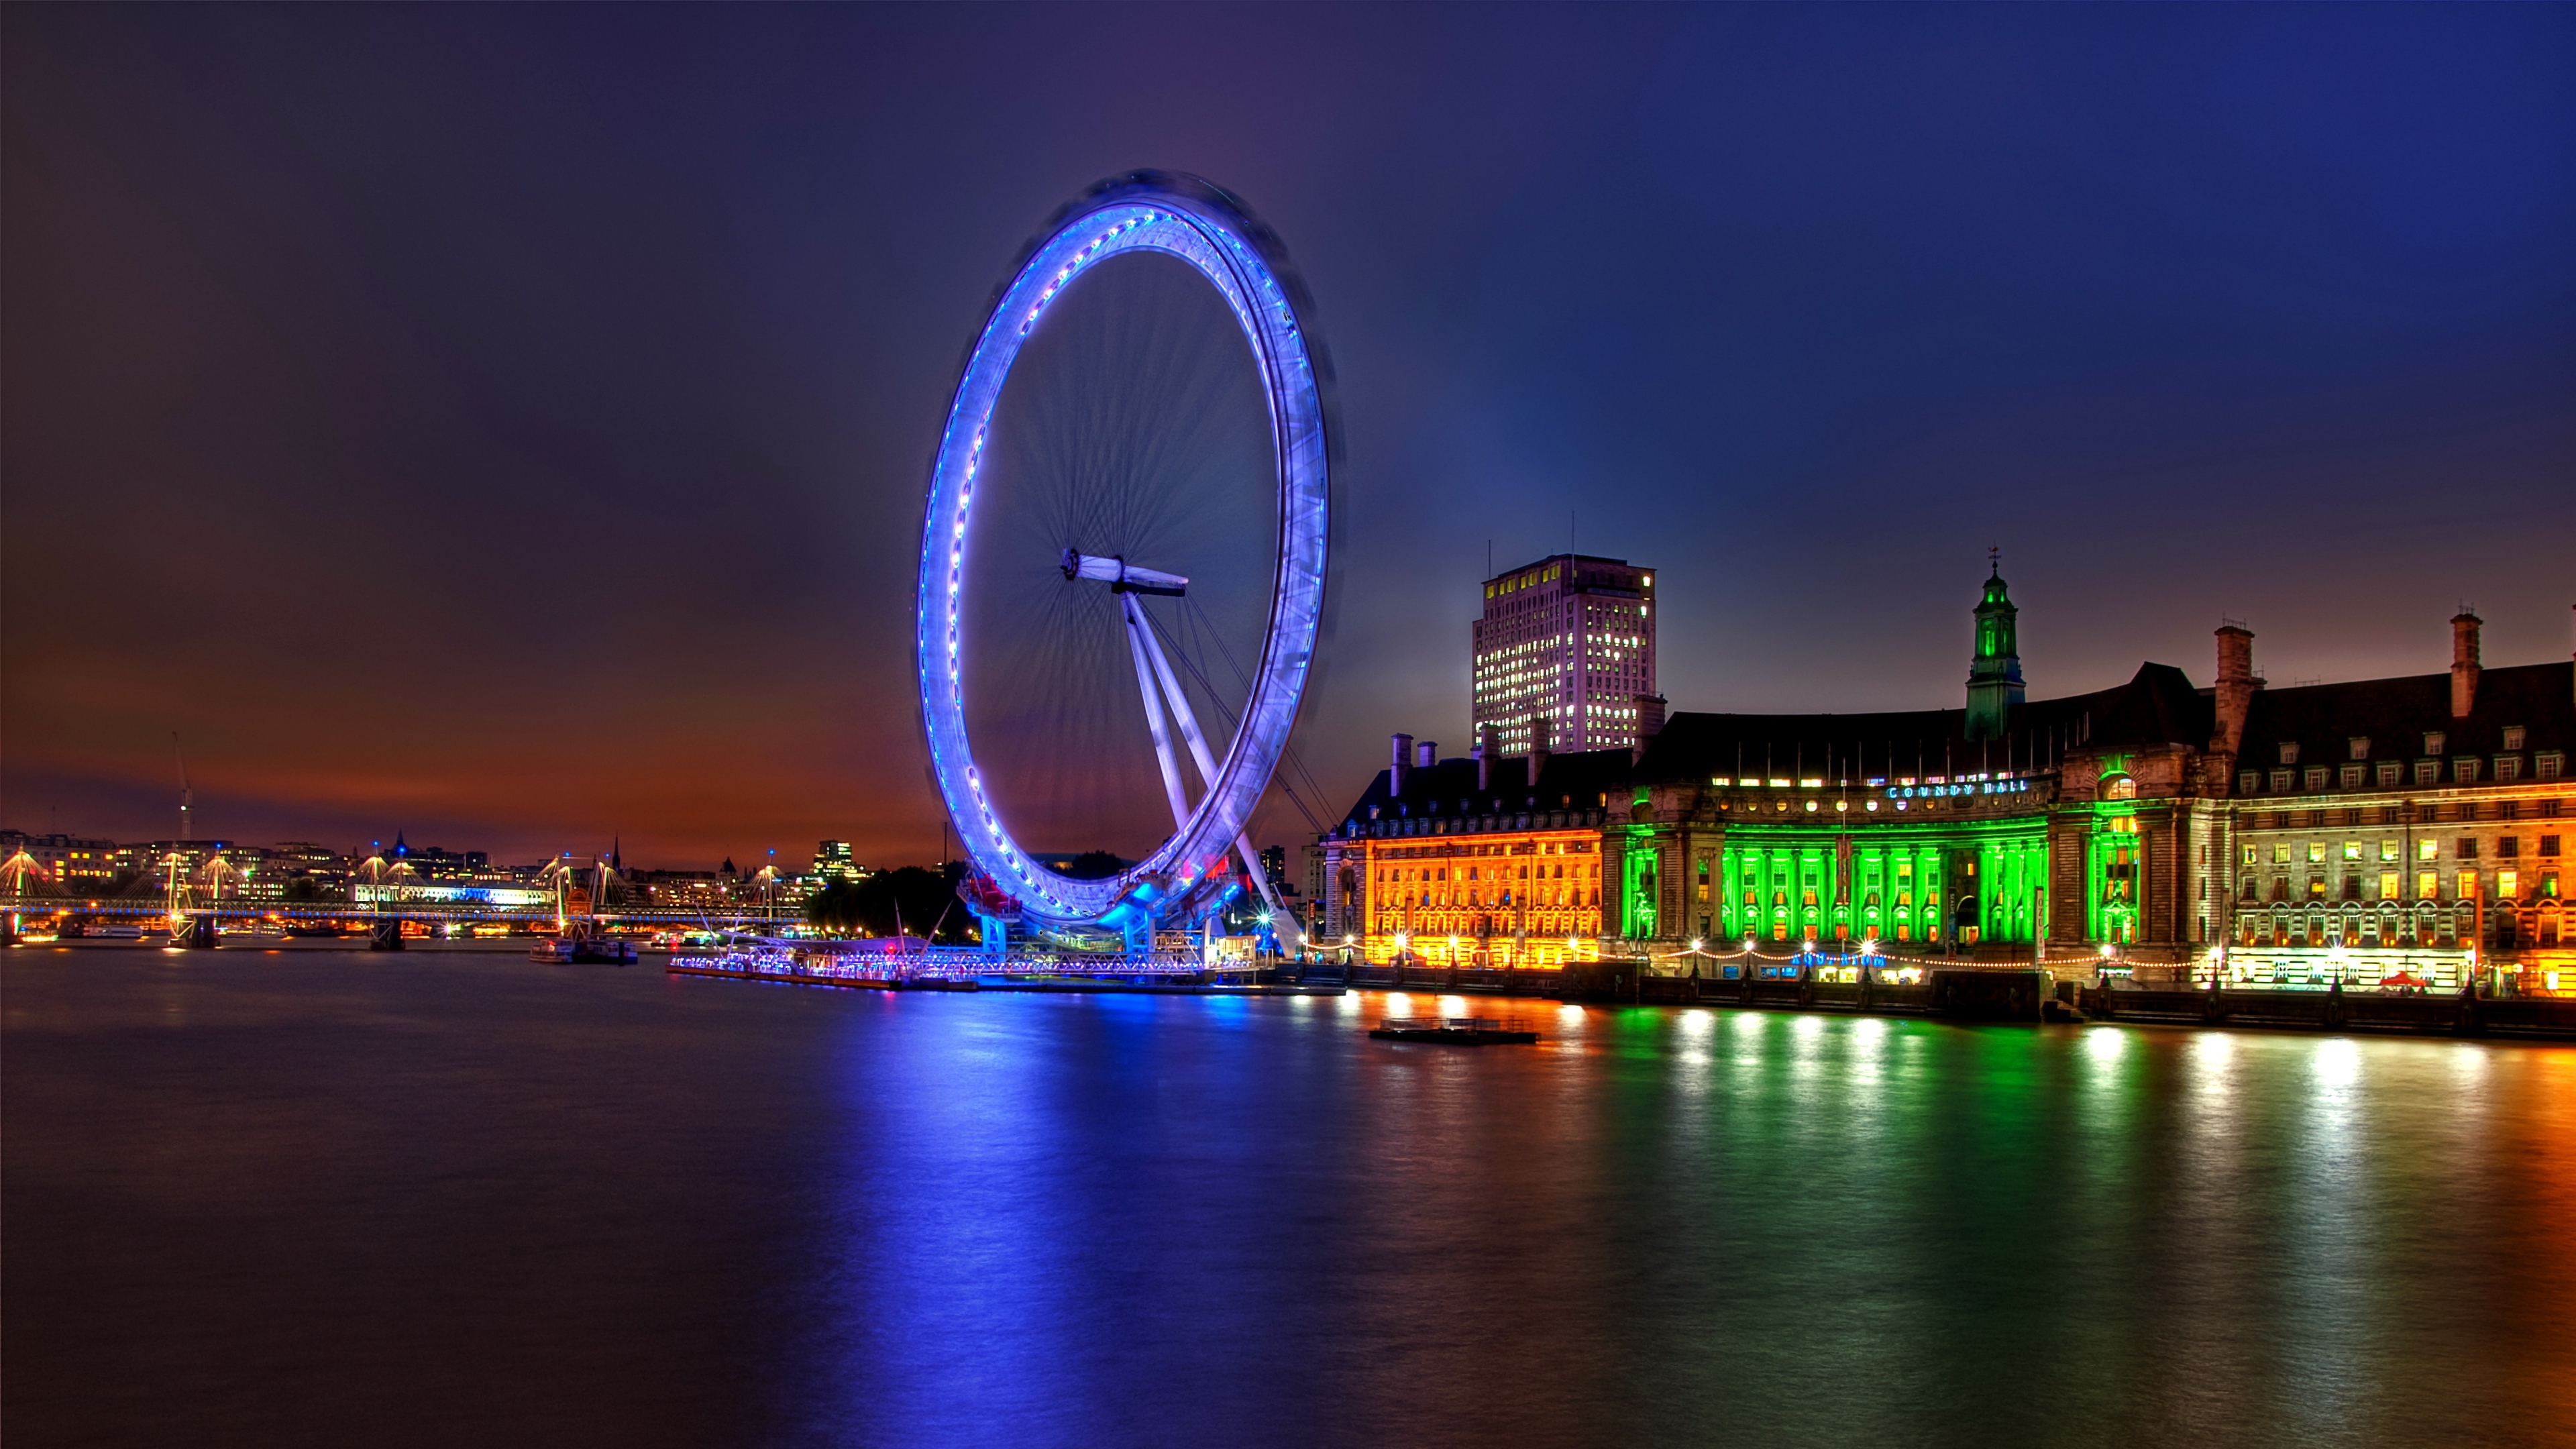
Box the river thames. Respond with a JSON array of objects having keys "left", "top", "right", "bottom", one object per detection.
[{"left": 6, "top": 951, "right": 2572, "bottom": 1448}]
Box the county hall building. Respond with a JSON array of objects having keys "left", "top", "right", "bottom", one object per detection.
[{"left": 1319, "top": 568, "right": 2573, "bottom": 991}]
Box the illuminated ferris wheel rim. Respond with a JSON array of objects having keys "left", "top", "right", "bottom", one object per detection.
[{"left": 914, "top": 173, "right": 1332, "bottom": 927}]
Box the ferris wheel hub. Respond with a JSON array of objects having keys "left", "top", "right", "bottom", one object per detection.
[{"left": 1061, "top": 549, "right": 1189, "bottom": 596}]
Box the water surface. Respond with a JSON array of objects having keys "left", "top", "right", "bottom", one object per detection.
[{"left": 7, "top": 951, "right": 2572, "bottom": 1447}]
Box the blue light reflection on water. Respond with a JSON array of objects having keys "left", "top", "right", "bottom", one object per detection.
[{"left": 5, "top": 954, "right": 2573, "bottom": 1448}]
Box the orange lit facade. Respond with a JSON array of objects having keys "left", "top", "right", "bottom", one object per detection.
[
  {"left": 1316, "top": 739, "right": 1631, "bottom": 967},
  {"left": 1347, "top": 826, "right": 1605, "bottom": 966}
]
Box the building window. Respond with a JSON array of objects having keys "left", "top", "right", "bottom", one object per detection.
[
  {"left": 2496, "top": 756, "right": 2522, "bottom": 783},
  {"left": 2499, "top": 837, "right": 2520, "bottom": 859},
  {"left": 2303, "top": 767, "right": 2328, "bottom": 792},
  {"left": 2538, "top": 753, "right": 2564, "bottom": 781},
  {"left": 2348, "top": 737, "right": 2370, "bottom": 760},
  {"left": 2457, "top": 838, "right": 2479, "bottom": 859},
  {"left": 2500, "top": 869, "right": 2520, "bottom": 899},
  {"left": 2379, "top": 871, "right": 2400, "bottom": 900},
  {"left": 2271, "top": 769, "right": 2294, "bottom": 793},
  {"left": 2239, "top": 771, "right": 2261, "bottom": 795},
  {"left": 2544, "top": 836, "right": 2563, "bottom": 857},
  {"left": 2279, "top": 742, "right": 2300, "bottom": 765},
  {"left": 2504, "top": 726, "right": 2526, "bottom": 751},
  {"left": 2418, "top": 870, "right": 2439, "bottom": 900},
  {"left": 2455, "top": 757, "right": 2479, "bottom": 784},
  {"left": 2458, "top": 869, "right": 2479, "bottom": 899},
  {"left": 2414, "top": 761, "right": 2440, "bottom": 786},
  {"left": 2375, "top": 762, "right": 2401, "bottom": 788},
  {"left": 2340, "top": 764, "right": 2365, "bottom": 789},
  {"left": 2272, "top": 843, "right": 2292, "bottom": 864},
  {"left": 2241, "top": 844, "right": 2259, "bottom": 866}
]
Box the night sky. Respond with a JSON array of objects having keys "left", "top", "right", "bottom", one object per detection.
[{"left": 5, "top": 5, "right": 2571, "bottom": 870}]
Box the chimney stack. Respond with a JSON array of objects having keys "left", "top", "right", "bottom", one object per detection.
[
  {"left": 2210, "top": 624, "right": 2256, "bottom": 759},
  {"left": 1633, "top": 694, "right": 1668, "bottom": 762},
  {"left": 2451, "top": 611, "right": 2482, "bottom": 719},
  {"left": 1415, "top": 740, "right": 1438, "bottom": 770},
  {"left": 1475, "top": 724, "right": 1497, "bottom": 790},
  {"left": 1527, "top": 714, "right": 1552, "bottom": 789},
  {"left": 1389, "top": 733, "right": 1412, "bottom": 796}
]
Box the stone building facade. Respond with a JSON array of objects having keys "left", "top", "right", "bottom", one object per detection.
[
  {"left": 2212, "top": 614, "right": 2569, "bottom": 983},
  {"left": 1325, "top": 574, "right": 2576, "bottom": 990}
]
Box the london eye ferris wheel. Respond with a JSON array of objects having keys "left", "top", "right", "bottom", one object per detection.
[{"left": 914, "top": 173, "right": 1334, "bottom": 947}]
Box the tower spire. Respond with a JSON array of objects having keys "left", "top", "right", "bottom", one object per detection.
[{"left": 1964, "top": 557, "right": 2025, "bottom": 742}]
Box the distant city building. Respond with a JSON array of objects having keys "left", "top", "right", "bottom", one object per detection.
[
  {"left": 814, "top": 839, "right": 863, "bottom": 882},
  {"left": 387, "top": 835, "right": 488, "bottom": 879},
  {"left": 1472, "top": 553, "right": 1662, "bottom": 759},
  {"left": 266, "top": 841, "right": 347, "bottom": 878},
  {"left": 354, "top": 881, "right": 547, "bottom": 909},
  {"left": 0, "top": 833, "right": 125, "bottom": 885}
]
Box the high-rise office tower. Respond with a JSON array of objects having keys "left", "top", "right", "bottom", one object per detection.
[{"left": 1471, "top": 553, "right": 1661, "bottom": 757}]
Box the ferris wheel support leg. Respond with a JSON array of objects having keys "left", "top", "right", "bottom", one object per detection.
[
  {"left": 1135, "top": 602, "right": 1222, "bottom": 794},
  {"left": 974, "top": 909, "right": 1010, "bottom": 957},
  {"left": 1120, "top": 594, "right": 1193, "bottom": 828}
]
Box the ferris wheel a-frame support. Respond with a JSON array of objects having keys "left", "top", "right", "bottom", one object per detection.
[{"left": 1117, "top": 593, "right": 1300, "bottom": 949}]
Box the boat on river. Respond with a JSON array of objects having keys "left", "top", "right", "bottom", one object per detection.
[
  {"left": 530, "top": 922, "right": 637, "bottom": 965},
  {"left": 530, "top": 855, "right": 638, "bottom": 964},
  {"left": 1368, "top": 1016, "right": 1538, "bottom": 1045}
]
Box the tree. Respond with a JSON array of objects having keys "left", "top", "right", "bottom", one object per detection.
[
  {"left": 1059, "top": 851, "right": 1124, "bottom": 879},
  {"left": 803, "top": 867, "right": 967, "bottom": 942}
]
